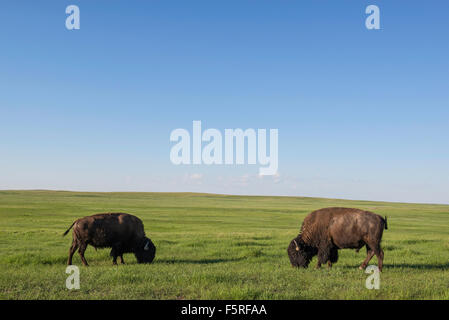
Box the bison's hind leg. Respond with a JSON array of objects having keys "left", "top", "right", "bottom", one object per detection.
[
  {"left": 67, "top": 240, "right": 79, "bottom": 265},
  {"left": 359, "top": 246, "right": 375, "bottom": 270},
  {"left": 78, "top": 243, "right": 89, "bottom": 266},
  {"left": 375, "top": 247, "right": 384, "bottom": 272},
  {"left": 360, "top": 241, "right": 384, "bottom": 272}
]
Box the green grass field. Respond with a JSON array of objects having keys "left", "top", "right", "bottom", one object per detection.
[{"left": 0, "top": 190, "right": 448, "bottom": 299}]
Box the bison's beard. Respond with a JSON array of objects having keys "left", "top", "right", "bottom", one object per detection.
[
  {"left": 287, "top": 238, "right": 315, "bottom": 268},
  {"left": 134, "top": 238, "right": 156, "bottom": 264}
]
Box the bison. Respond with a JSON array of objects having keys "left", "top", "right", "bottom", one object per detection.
[
  {"left": 63, "top": 213, "right": 156, "bottom": 266},
  {"left": 287, "top": 207, "right": 387, "bottom": 271}
]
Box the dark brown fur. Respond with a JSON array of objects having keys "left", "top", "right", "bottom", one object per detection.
[
  {"left": 287, "top": 207, "right": 387, "bottom": 271},
  {"left": 63, "top": 213, "right": 156, "bottom": 266}
]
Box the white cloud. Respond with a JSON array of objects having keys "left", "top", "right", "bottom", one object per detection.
[{"left": 189, "top": 173, "right": 203, "bottom": 180}]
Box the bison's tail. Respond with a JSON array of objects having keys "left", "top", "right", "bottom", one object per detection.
[
  {"left": 62, "top": 221, "right": 76, "bottom": 237},
  {"left": 383, "top": 216, "right": 388, "bottom": 230}
]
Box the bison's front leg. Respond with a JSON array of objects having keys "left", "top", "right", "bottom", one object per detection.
[
  {"left": 110, "top": 247, "right": 118, "bottom": 265},
  {"left": 329, "top": 247, "right": 338, "bottom": 268},
  {"left": 110, "top": 245, "right": 124, "bottom": 265},
  {"left": 316, "top": 248, "right": 330, "bottom": 269}
]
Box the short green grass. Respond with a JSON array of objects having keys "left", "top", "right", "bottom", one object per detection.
[{"left": 1, "top": 190, "right": 448, "bottom": 299}]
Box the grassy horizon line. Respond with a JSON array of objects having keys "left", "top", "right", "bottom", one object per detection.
[{"left": 0, "top": 189, "right": 447, "bottom": 207}]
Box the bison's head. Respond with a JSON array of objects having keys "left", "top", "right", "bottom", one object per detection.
[
  {"left": 134, "top": 237, "right": 156, "bottom": 264},
  {"left": 287, "top": 236, "right": 315, "bottom": 268}
]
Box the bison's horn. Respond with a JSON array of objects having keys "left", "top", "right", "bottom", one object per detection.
[
  {"left": 144, "top": 240, "right": 150, "bottom": 251},
  {"left": 293, "top": 239, "right": 299, "bottom": 251}
]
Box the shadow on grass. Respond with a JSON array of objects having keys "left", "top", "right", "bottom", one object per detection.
[
  {"left": 156, "top": 257, "right": 245, "bottom": 265},
  {"left": 336, "top": 262, "right": 449, "bottom": 270},
  {"left": 382, "top": 263, "right": 449, "bottom": 270}
]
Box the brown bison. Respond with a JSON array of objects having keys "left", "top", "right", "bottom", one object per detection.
[
  {"left": 63, "top": 213, "right": 156, "bottom": 266},
  {"left": 287, "top": 207, "right": 387, "bottom": 271}
]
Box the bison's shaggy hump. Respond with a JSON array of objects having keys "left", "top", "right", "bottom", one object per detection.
[
  {"left": 64, "top": 212, "right": 156, "bottom": 266},
  {"left": 288, "top": 207, "right": 387, "bottom": 271}
]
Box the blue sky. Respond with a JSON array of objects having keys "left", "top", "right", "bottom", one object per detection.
[{"left": 0, "top": 1, "right": 448, "bottom": 204}]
